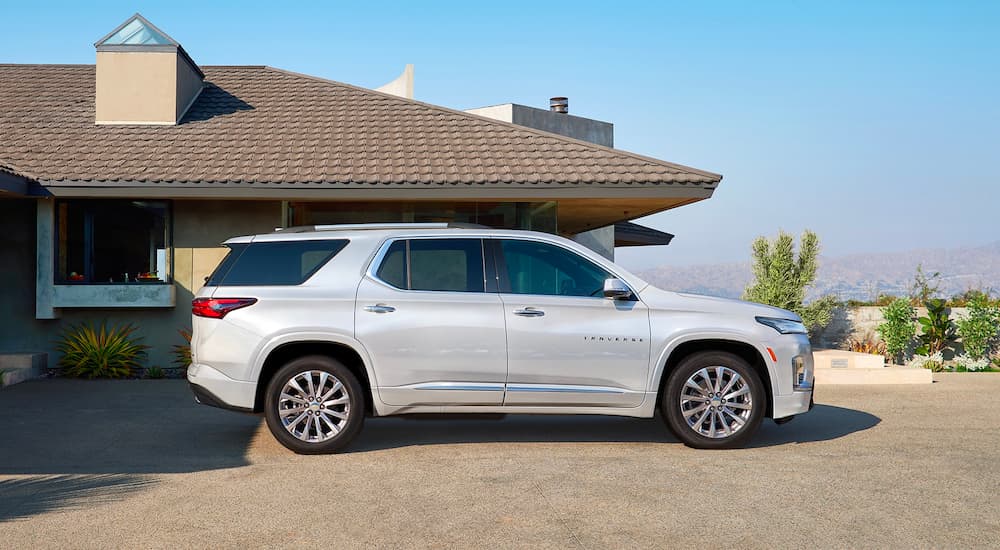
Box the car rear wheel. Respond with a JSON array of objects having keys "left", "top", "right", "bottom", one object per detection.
[
  {"left": 264, "top": 355, "right": 365, "bottom": 454},
  {"left": 661, "top": 351, "right": 765, "bottom": 449}
]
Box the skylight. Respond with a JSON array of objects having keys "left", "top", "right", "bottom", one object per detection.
[{"left": 97, "top": 15, "right": 175, "bottom": 46}]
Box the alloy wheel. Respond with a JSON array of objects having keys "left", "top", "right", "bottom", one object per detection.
[
  {"left": 679, "top": 366, "right": 753, "bottom": 439},
  {"left": 278, "top": 370, "right": 351, "bottom": 443}
]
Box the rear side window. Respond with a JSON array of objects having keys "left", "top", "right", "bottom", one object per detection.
[
  {"left": 207, "top": 240, "right": 348, "bottom": 286},
  {"left": 375, "top": 238, "right": 485, "bottom": 292}
]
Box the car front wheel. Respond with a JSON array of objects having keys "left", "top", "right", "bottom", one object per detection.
[
  {"left": 264, "top": 355, "right": 365, "bottom": 454},
  {"left": 661, "top": 351, "right": 766, "bottom": 449}
]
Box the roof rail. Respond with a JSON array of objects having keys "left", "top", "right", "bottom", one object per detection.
[{"left": 273, "top": 222, "right": 491, "bottom": 233}]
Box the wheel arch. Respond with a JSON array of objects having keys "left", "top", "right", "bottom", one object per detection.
[
  {"left": 654, "top": 337, "right": 775, "bottom": 418},
  {"left": 253, "top": 336, "right": 378, "bottom": 415}
]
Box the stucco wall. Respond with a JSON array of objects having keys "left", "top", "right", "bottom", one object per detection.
[
  {"left": 0, "top": 199, "right": 281, "bottom": 370},
  {"left": 96, "top": 51, "right": 179, "bottom": 124}
]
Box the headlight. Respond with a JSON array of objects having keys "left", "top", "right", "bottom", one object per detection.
[{"left": 755, "top": 316, "right": 807, "bottom": 335}]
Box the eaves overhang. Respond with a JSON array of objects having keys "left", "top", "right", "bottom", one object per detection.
[
  {"left": 0, "top": 170, "right": 28, "bottom": 196},
  {"left": 36, "top": 180, "right": 718, "bottom": 201}
]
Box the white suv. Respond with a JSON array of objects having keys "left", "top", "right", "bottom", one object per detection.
[{"left": 188, "top": 223, "right": 813, "bottom": 453}]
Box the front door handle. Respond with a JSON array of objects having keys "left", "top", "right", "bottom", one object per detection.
[
  {"left": 364, "top": 304, "right": 396, "bottom": 314},
  {"left": 513, "top": 307, "right": 545, "bottom": 317}
]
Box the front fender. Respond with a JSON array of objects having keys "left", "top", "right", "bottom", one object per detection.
[{"left": 648, "top": 329, "right": 778, "bottom": 402}]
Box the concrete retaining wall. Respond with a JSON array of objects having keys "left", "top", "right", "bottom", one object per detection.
[{"left": 814, "top": 306, "right": 970, "bottom": 355}]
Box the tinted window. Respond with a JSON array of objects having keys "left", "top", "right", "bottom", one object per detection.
[
  {"left": 499, "top": 239, "right": 611, "bottom": 297},
  {"left": 375, "top": 241, "right": 407, "bottom": 289},
  {"left": 205, "top": 243, "right": 248, "bottom": 286},
  {"left": 375, "top": 239, "right": 485, "bottom": 292},
  {"left": 209, "top": 240, "right": 348, "bottom": 286}
]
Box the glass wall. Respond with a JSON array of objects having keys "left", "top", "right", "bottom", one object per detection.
[
  {"left": 56, "top": 200, "right": 171, "bottom": 284},
  {"left": 289, "top": 201, "right": 557, "bottom": 234}
]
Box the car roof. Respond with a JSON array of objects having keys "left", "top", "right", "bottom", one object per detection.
[{"left": 223, "top": 224, "right": 557, "bottom": 244}]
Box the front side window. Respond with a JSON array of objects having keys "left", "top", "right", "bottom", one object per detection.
[
  {"left": 207, "top": 240, "right": 348, "bottom": 286},
  {"left": 375, "top": 239, "right": 485, "bottom": 292},
  {"left": 56, "top": 200, "right": 171, "bottom": 284},
  {"left": 498, "top": 239, "right": 612, "bottom": 297}
]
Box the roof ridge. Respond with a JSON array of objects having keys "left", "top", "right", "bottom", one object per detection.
[{"left": 263, "top": 66, "right": 722, "bottom": 182}]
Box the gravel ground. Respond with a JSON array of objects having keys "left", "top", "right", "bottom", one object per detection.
[{"left": 1, "top": 374, "right": 998, "bottom": 549}]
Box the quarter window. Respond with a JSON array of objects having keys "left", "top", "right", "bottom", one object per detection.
[
  {"left": 498, "top": 239, "right": 612, "bottom": 297},
  {"left": 375, "top": 239, "right": 485, "bottom": 292},
  {"left": 207, "top": 240, "right": 348, "bottom": 286}
]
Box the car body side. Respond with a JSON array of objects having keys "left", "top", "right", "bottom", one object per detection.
[{"left": 188, "top": 228, "right": 812, "bottom": 420}]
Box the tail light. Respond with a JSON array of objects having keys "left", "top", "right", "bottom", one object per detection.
[{"left": 192, "top": 297, "right": 257, "bottom": 319}]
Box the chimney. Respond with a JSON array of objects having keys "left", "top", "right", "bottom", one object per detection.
[
  {"left": 549, "top": 96, "right": 568, "bottom": 114},
  {"left": 94, "top": 14, "right": 204, "bottom": 125}
]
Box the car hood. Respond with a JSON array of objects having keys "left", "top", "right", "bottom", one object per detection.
[{"left": 638, "top": 286, "right": 802, "bottom": 321}]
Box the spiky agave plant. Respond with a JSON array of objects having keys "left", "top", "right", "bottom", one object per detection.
[
  {"left": 56, "top": 322, "right": 149, "bottom": 378},
  {"left": 172, "top": 329, "right": 192, "bottom": 374}
]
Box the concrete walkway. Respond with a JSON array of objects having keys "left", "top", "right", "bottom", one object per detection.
[{"left": 1, "top": 375, "right": 998, "bottom": 548}]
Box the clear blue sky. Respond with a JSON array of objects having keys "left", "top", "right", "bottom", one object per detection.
[{"left": 3, "top": 1, "right": 998, "bottom": 267}]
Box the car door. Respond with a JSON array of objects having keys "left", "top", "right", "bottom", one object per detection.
[
  {"left": 355, "top": 237, "right": 507, "bottom": 407},
  {"left": 493, "top": 238, "right": 651, "bottom": 407}
]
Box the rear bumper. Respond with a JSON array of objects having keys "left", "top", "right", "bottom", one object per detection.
[
  {"left": 189, "top": 383, "right": 255, "bottom": 413},
  {"left": 187, "top": 363, "right": 257, "bottom": 411}
]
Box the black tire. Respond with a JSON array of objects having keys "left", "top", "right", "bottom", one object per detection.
[
  {"left": 264, "top": 355, "right": 365, "bottom": 454},
  {"left": 660, "top": 351, "right": 766, "bottom": 449}
]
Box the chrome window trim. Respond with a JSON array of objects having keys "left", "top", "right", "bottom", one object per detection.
[{"left": 366, "top": 236, "right": 490, "bottom": 294}]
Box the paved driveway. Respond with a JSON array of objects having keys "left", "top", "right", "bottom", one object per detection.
[{"left": 1, "top": 375, "right": 998, "bottom": 548}]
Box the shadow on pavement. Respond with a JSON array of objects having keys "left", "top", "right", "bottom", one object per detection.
[
  {"left": 749, "top": 403, "right": 881, "bottom": 447},
  {"left": 0, "top": 474, "right": 158, "bottom": 522},
  {"left": 347, "top": 402, "right": 880, "bottom": 452},
  {"left": 0, "top": 379, "right": 260, "bottom": 475}
]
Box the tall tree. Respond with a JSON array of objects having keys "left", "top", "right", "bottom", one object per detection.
[{"left": 743, "top": 230, "right": 834, "bottom": 335}]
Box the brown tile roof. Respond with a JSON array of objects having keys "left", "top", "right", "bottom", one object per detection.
[{"left": 0, "top": 64, "right": 721, "bottom": 188}]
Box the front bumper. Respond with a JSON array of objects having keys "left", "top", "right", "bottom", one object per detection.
[
  {"left": 772, "top": 387, "right": 814, "bottom": 419},
  {"left": 764, "top": 332, "right": 815, "bottom": 419},
  {"left": 187, "top": 363, "right": 257, "bottom": 412}
]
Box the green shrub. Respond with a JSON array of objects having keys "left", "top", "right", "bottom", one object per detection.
[
  {"left": 56, "top": 322, "right": 148, "bottom": 379},
  {"left": 145, "top": 365, "right": 166, "bottom": 379},
  {"left": 956, "top": 295, "right": 1000, "bottom": 360},
  {"left": 878, "top": 298, "right": 916, "bottom": 364},
  {"left": 910, "top": 352, "right": 946, "bottom": 372},
  {"left": 953, "top": 354, "right": 991, "bottom": 372},
  {"left": 800, "top": 295, "right": 841, "bottom": 336},
  {"left": 915, "top": 299, "right": 956, "bottom": 356}
]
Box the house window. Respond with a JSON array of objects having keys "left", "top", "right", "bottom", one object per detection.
[{"left": 56, "top": 200, "right": 171, "bottom": 284}]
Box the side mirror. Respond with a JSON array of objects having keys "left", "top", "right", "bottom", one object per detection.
[{"left": 603, "top": 278, "right": 632, "bottom": 300}]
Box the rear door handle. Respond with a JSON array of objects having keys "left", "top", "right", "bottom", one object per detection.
[
  {"left": 513, "top": 307, "right": 545, "bottom": 317},
  {"left": 364, "top": 304, "right": 396, "bottom": 314}
]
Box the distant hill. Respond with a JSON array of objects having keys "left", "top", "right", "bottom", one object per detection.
[{"left": 635, "top": 241, "right": 1000, "bottom": 301}]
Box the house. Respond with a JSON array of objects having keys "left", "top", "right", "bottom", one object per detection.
[{"left": 0, "top": 14, "right": 722, "bottom": 368}]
